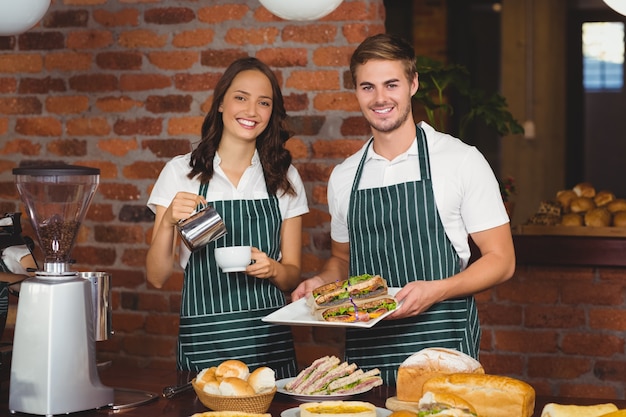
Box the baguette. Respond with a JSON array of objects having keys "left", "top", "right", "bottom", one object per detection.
[{"left": 422, "top": 373, "right": 535, "bottom": 417}]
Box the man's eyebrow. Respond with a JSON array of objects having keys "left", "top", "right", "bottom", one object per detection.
[{"left": 358, "top": 79, "right": 400, "bottom": 87}]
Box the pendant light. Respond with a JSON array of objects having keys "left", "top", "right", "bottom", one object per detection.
[
  {"left": 603, "top": 0, "right": 626, "bottom": 16},
  {"left": 0, "top": 0, "right": 51, "bottom": 36},
  {"left": 259, "top": 0, "right": 343, "bottom": 21}
]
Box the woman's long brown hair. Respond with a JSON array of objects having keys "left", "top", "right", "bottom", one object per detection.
[{"left": 188, "top": 57, "right": 295, "bottom": 196}]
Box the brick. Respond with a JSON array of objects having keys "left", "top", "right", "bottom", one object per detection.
[
  {"left": 119, "top": 30, "right": 168, "bottom": 48},
  {"left": 142, "top": 139, "right": 191, "bottom": 158},
  {"left": 144, "top": 7, "right": 195, "bottom": 25},
  {"left": 109, "top": 269, "right": 145, "bottom": 289},
  {"left": 528, "top": 356, "right": 592, "bottom": 379},
  {"left": 18, "top": 77, "right": 66, "bottom": 94},
  {"left": 310, "top": 185, "right": 328, "bottom": 205},
  {"left": 0, "top": 54, "right": 43, "bottom": 73},
  {"left": 525, "top": 305, "right": 586, "bottom": 328},
  {"left": 67, "top": 30, "right": 113, "bottom": 49},
  {"left": 225, "top": 27, "right": 280, "bottom": 46},
  {"left": 495, "top": 279, "right": 559, "bottom": 304},
  {"left": 96, "top": 51, "right": 143, "bottom": 70},
  {"left": 173, "top": 73, "right": 222, "bottom": 91},
  {"left": 0, "top": 139, "right": 41, "bottom": 156},
  {"left": 18, "top": 32, "right": 65, "bottom": 50},
  {"left": 82, "top": 160, "right": 118, "bottom": 179},
  {"left": 96, "top": 96, "right": 143, "bottom": 112},
  {"left": 302, "top": 206, "right": 331, "bottom": 226},
  {"left": 478, "top": 352, "right": 525, "bottom": 375},
  {"left": 312, "top": 139, "right": 365, "bottom": 158},
  {"left": 69, "top": 74, "right": 118, "bottom": 92},
  {"left": 66, "top": 117, "right": 111, "bottom": 136},
  {"left": 559, "top": 383, "right": 618, "bottom": 400},
  {"left": 252, "top": 6, "right": 283, "bottom": 23},
  {"left": 594, "top": 360, "right": 626, "bottom": 382},
  {"left": 110, "top": 312, "right": 144, "bottom": 332},
  {"left": 197, "top": 4, "right": 249, "bottom": 24},
  {"left": 0, "top": 118, "right": 7, "bottom": 135},
  {"left": 341, "top": 116, "right": 370, "bottom": 136},
  {"left": 95, "top": 224, "right": 144, "bottom": 243},
  {"left": 200, "top": 49, "right": 249, "bottom": 68},
  {"left": 138, "top": 292, "right": 170, "bottom": 312},
  {"left": 256, "top": 48, "right": 307, "bottom": 67},
  {"left": 318, "top": 1, "right": 369, "bottom": 21},
  {"left": 494, "top": 329, "right": 558, "bottom": 353},
  {"left": 285, "top": 137, "right": 308, "bottom": 159},
  {"left": 0, "top": 37, "right": 15, "bottom": 51},
  {"left": 123, "top": 161, "right": 164, "bottom": 180},
  {"left": 313, "top": 92, "right": 359, "bottom": 111},
  {"left": 282, "top": 25, "right": 337, "bottom": 44},
  {"left": 72, "top": 246, "right": 116, "bottom": 266},
  {"left": 43, "top": 10, "right": 89, "bottom": 28},
  {"left": 478, "top": 303, "right": 523, "bottom": 326},
  {"left": 46, "top": 96, "right": 89, "bottom": 114},
  {"left": 98, "top": 183, "right": 142, "bottom": 201},
  {"left": 119, "top": 205, "right": 154, "bottom": 222},
  {"left": 287, "top": 70, "right": 340, "bottom": 91},
  {"left": 15, "top": 117, "right": 62, "bottom": 136},
  {"left": 98, "top": 137, "right": 139, "bottom": 156},
  {"left": 120, "top": 74, "right": 171, "bottom": 91},
  {"left": 562, "top": 281, "right": 623, "bottom": 305},
  {"left": 287, "top": 115, "right": 326, "bottom": 136},
  {"left": 342, "top": 23, "right": 386, "bottom": 44},
  {"left": 284, "top": 93, "right": 309, "bottom": 112},
  {"left": 113, "top": 117, "right": 163, "bottom": 136},
  {"left": 147, "top": 51, "right": 198, "bottom": 70},
  {"left": 296, "top": 162, "right": 334, "bottom": 182},
  {"left": 167, "top": 116, "right": 203, "bottom": 136},
  {"left": 0, "top": 97, "right": 42, "bottom": 115},
  {"left": 86, "top": 203, "right": 116, "bottom": 221},
  {"left": 93, "top": 8, "right": 140, "bottom": 27},
  {"left": 313, "top": 46, "right": 354, "bottom": 67},
  {"left": 0, "top": 78, "right": 16, "bottom": 93},
  {"left": 589, "top": 307, "right": 626, "bottom": 331},
  {"left": 561, "top": 332, "right": 624, "bottom": 357},
  {"left": 145, "top": 95, "right": 193, "bottom": 113},
  {"left": 45, "top": 52, "right": 92, "bottom": 71},
  {"left": 47, "top": 138, "right": 88, "bottom": 156},
  {"left": 172, "top": 29, "right": 215, "bottom": 48},
  {"left": 122, "top": 248, "right": 148, "bottom": 268}
]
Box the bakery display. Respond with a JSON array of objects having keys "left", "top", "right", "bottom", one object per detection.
[
  {"left": 540, "top": 402, "right": 618, "bottom": 416},
  {"left": 526, "top": 182, "right": 626, "bottom": 230},
  {"left": 299, "top": 401, "right": 377, "bottom": 417},
  {"left": 283, "top": 355, "right": 382, "bottom": 395},
  {"left": 394, "top": 348, "right": 484, "bottom": 402},
  {"left": 422, "top": 373, "right": 535, "bottom": 417}
]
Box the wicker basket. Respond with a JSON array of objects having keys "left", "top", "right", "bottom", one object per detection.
[{"left": 192, "top": 379, "right": 276, "bottom": 413}]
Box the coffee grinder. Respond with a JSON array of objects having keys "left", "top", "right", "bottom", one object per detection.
[{"left": 9, "top": 165, "right": 114, "bottom": 416}]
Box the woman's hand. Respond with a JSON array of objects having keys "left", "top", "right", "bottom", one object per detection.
[
  {"left": 246, "top": 247, "right": 275, "bottom": 279},
  {"left": 164, "top": 192, "right": 206, "bottom": 226}
]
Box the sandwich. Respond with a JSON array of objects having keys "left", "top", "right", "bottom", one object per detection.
[
  {"left": 310, "top": 274, "right": 388, "bottom": 308},
  {"left": 317, "top": 296, "right": 397, "bottom": 323},
  {"left": 540, "top": 403, "right": 618, "bottom": 417},
  {"left": 284, "top": 356, "right": 382, "bottom": 396},
  {"left": 416, "top": 391, "right": 477, "bottom": 416}
]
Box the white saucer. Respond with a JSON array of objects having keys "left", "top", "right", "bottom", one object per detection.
[{"left": 220, "top": 267, "right": 247, "bottom": 272}]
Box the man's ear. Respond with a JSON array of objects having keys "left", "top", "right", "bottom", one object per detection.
[{"left": 411, "top": 72, "right": 419, "bottom": 95}]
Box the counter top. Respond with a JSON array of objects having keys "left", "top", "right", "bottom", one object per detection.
[{"left": 1, "top": 364, "right": 626, "bottom": 417}]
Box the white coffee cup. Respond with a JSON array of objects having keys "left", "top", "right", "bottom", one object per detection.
[{"left": 214, "top": 246, "right": 252, "bottom": 272}]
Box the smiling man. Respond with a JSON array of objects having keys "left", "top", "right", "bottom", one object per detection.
[{"left": 292, "top": 33, "right": 516, "bottom": 386}]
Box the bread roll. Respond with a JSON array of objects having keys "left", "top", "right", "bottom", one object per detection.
[
  {"left": 597, "top": 411, "right": 626, "bottom": 417},
  {"left": 197, "top": 367, "right": 218, "bottom": 384},
  {"left": 202, "top": 379, "right": 221, "bottom": 395},
  {"left": 594, "top": 190, "right": 615, "bottom": 207},
  {"left": 613, "top": 211, "right": 626, "bottom": 227},
  {"left": 560, "top": 213, "right": 583, "bottom": 227},
  {"left": 540, "top": 402, "right": 617, "bottom": 417},
  {"left": 607, "top": 199, "right": 626, "bottom": 214},
  {"left": 395, "top": 348, "right": 484, "bottom": 402},
  {"left": 570, "top": 197, "right": 595, "bottom": 213},
  {"left": 584, "top": 207, "right": 611, "bottom": 227},
  {"left": 573, "top": 182, "right": 596, "bottom": 198},
  {"left": 556, "top": 190, "right": 578, "bottom": 212},
  {"left": 218, "top": 377, "right": 256, "bottom": 396},
  {"left": 299, "top": 401, "right": 377, "bottom": 417},
  {"left": 215, "top": 359, "right": 250, "bottom": 381},
  {"left": 422, "top": 373, "right": 535, "bottom": 417},
  {"left": 247, "top": 366, "right": 276, "bottom": 394}
]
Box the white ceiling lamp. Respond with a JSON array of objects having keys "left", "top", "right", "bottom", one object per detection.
[
  {"left": 259, "top": 0, "right": 343, "bottom": 21},
  {"left": 0, "top": 0, "right": 51, "bottom": 36},
  {"left": 603, "top": 0, "right": 626, "bottom": 16}
]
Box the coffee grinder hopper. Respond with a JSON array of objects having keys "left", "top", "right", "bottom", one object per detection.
[{"left": 9, "top": 165, "right": 114, "bottom": 415}]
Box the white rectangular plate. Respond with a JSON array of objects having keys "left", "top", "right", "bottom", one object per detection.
[{"left": 262, "top": 288, "right": 400, "bottom": 328}]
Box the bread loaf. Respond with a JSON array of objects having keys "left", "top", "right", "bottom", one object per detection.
[
  {"left": 613, "top": 211, "right": 626, "bottom": 227},
  {"left": 422, "top": 373, "right": 535, "bottom": 417},
  {"left": 556, "top": 190, "right": 578, "bottom": 212},
  {"left": 247, "top": 367, "right": 275, "bottom": 394},
  {"left": 540, "top": 402, "right": 617, "bottom": 417},
  {"left": 594, "top": 190, "right": 615, "bottom": 207},
  {"left": 584, "top": 207, "right": 611, "bottom": 227},
  {"left": 608, "top": 199, "right": 626, "bottom": 214},
  {"left": 560, "top": 213, "right": 583, "bottom": 226},
  {"left": 395, "top": 348, "right": 484, "bottom": 402},
  {"left": 215, "top": 359, "right": 250, "bottom": 381}
]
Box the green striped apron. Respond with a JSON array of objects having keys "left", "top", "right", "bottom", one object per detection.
[
  {"left": 346, "top": 126, "right": 480, "bottom": 386},
  {"left": 177, "top": 182, "right": 297, "bottom": 378}
]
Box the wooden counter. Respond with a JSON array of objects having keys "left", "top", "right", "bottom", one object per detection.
[{"left": 1, "top": 364, "right": 626, "bottom": 417}]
